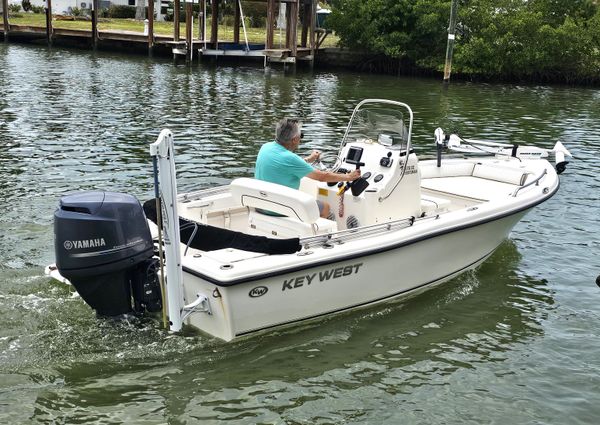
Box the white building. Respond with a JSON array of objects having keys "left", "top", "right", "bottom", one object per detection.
[{"left": 9, "top": 0, "right": 143, "bottom": 15}]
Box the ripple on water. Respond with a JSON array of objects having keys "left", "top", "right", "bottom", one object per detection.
[{"left": 1, "top": 43, "right": 600, "bottom": 424}]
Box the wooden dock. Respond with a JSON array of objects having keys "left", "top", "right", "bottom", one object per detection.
[{"left": 0, "top": 0, "right": 330, "bottom": 66}]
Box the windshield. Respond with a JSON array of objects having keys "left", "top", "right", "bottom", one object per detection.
[{"left": 344, "top": 104, "right": 410, "bottom": 150}]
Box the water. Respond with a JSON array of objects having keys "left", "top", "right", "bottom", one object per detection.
[{"left": 1, "top": 43, "right": 599, "bottom": 424}]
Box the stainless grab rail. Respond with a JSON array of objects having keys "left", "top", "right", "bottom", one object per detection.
[
  {"left": 300, "top": 214, "right": 439, "bottom": 249},
  {"left": 178, "top": 185, "right": 230, "bottom": 203},
  {"left": 512, "top": 168, "right": 547, "bottom": 197}
]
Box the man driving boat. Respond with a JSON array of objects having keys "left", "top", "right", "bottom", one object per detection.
[{"left": 255, "top": 118, "right": 360, "bottom": 218}]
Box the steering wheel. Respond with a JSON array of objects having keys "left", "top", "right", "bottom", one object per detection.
[{"left": 310, "top": 152, "right": 335, "bottom": 171}]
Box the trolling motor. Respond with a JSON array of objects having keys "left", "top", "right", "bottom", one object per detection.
[
  {"left": 434, "top": 128, "right": 572, "bottom": 174},
  {"left": 54, "top": 191, "right": 162, "bottom": 317},
  {"left": 434, "top": 127, "right": 447, "bottom": 167}
]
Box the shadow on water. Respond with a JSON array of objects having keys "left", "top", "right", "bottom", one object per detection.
[
  {"left": 0, "top": 240, "right": 554, "bottom": 423},
  {"left": 1, "top": 43, "right": 598, "bottom": 424}
]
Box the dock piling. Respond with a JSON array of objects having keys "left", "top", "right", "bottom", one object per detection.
[
  {"left": 210, "top": 0, "right": 218, "bottom": 47},
  {"left": 45, "top": 0, "right": 53, "bottom": 45},
  {"left": 2, "top": 0, "right": 9, "bottom": 41},
  {"left": 185, "top": 0, "right": 192, "bottom": 62},
  {"left": 91, "top": 0, "right": 98, "bottom": 49},
  {"left": 148, "top": 0, "right": 155, "bottom": 53},
  {"left": 174, "top": 0, "right": 180, "bottom": 41}
]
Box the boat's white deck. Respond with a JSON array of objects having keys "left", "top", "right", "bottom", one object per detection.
[
  {"left": 174, "top": 157, "right": 553, "bottom": 268},
  {"left": 421, "top": 176, "right": 518, "bottom": 201}
]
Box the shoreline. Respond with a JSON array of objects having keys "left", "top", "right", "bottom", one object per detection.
[{"left": 2, "top": 29, "right": 598, "bottom": 87}]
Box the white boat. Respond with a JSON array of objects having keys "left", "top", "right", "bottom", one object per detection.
[{"left": 47, "top": 99, "right": 571, "bottom": 341}]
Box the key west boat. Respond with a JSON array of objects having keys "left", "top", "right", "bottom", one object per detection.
[{"left": 47, "top": 99, "right": 571, "bottom": 341}]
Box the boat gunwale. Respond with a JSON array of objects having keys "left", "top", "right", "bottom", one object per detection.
[{"left": 182, "top": 180, "right": 559, "bottom": 287}]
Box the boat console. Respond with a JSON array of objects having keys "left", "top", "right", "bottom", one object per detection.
[{"left": 306, "top": 100, "right": 422, "bottom": 230}]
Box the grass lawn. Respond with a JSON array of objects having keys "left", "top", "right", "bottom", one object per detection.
[{"left": 7, "top": 13, "right": 339, "bottom": 47}]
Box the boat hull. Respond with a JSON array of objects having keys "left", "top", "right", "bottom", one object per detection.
[{"left": 181, "top": 208, "right": 529, "bottom": 341}]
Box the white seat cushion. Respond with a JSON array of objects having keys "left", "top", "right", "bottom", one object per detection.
[
  {"left": 231, "top": 178, "right": 320, "bottom": 223},
  {"left": 249, "top": 209, "right": 337, "bottom": 238},
  {"left": 472, "top": 163, "right": 528, "bottom": 185},
  {"left": 421, "top": 176, "right": 516, "bottom": 201}
]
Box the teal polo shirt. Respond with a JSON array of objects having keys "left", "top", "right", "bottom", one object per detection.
[{"left": 255, "top": 141, "right": 315, "bottom": 189}]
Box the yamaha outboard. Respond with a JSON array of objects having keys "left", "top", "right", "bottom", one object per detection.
[{"left": 54, "top": 191, "right": 162, "bottom": 317}]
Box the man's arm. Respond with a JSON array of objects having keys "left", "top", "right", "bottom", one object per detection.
[
  {"left": 307, "top": 169, "right": 361, "bottom": 183},
  {"left": 304, "top": 150, "right": 321, "bottom": 163}
]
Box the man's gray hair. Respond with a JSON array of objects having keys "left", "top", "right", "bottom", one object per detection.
[{"left": 276, "top": 118, "right": 301, "bottom": 144}]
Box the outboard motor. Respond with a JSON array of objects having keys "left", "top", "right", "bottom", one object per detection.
[{"left": 54, "top": 191, "right": 162, "bottom": 317}]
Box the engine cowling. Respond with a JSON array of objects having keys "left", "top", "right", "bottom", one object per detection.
[{"left": 54, "top": 191, "right": 161, "bottom": 317}]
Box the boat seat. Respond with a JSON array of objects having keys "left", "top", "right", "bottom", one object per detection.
[
  {"left": 420, "top": 161, "right": 530, "bottom": 201},
  {"left": 248, "top": 210, "right": 336, "bottom": 238},
  {"left": 230, "top": 177, "right": 337, "bottom": 238},
  {"left": 471, "top": 163, "right": 529, "bottom": 185}
]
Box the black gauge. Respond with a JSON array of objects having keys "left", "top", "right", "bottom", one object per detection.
[
  {"left": 374, "top": 174, "right": 384, "bottom": 183},
  {"left": 362, "top": 172, "right": 372, "bottom": 179}
]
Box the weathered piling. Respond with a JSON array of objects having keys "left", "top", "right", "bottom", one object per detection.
[
  {"left": 45, "top": 0, "right": 53, "bottom": 45},
  {"left": 2, "top": 0, "right": 9, "bottom": 41}
]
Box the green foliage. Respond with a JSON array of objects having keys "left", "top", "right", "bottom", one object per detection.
[
  {"left": 240, "top": 2, "right": 267, "bottom": 28},
  {"left": 70, "top": 7, "right": 84, "bottom": 17},
  {"left": 455, "top": 0, "right": 600, "bottom": 82},
  {"left": 328, "top": 0, "right": 450, "bottom": 68},
  {"left": 30, "top": 5, "right": 45, "bottom": 14},
  {"left": 107, "top": 5, "right": 136, "bottom": 19},
  {"left": 164, "top": 3, "right": 203, "bottom": 23},
  {"left": 329, "top": 0, "right": 600, "bottom": 83},
  {"left": 8, "top": 4, "right": 22, "bottom": 13},
  {"left": 21, "top": 0, "right": 32, "bottom": 12}
]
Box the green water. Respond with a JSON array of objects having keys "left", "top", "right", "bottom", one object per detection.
[{"left": 1, "top": 43, "right": 599, "bottom": 424}]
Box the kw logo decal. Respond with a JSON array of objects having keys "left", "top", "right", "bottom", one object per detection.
[{"left": 249, "top": 286, "right": 268, "bottom": 298}]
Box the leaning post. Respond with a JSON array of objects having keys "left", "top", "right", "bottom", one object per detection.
[
  {"left": 45, "top": 0, "right": 53, "bottom": 45},
  {"left": 443, "top": 0, "right": 459, "bottom": 83},
  {"left": 1, "top": 0, "right": 9, "bottom": 41}
]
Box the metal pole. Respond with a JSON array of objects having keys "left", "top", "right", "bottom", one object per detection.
[
  {"left": 152, "top": 156, "right": 169, "bottom": 330},
  {"left": 45, "top": 0, "right": 53, "bottom": 45},
  {"left": 443, "top": 0, "right": 459, "bottom": 83},
  {"left": 2, "top": 0, "right": 9, "bottom": 41}
]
